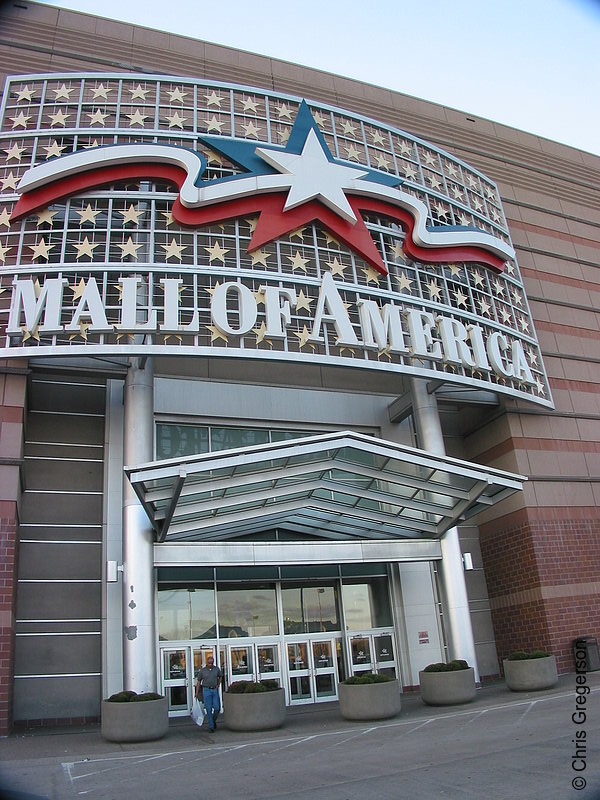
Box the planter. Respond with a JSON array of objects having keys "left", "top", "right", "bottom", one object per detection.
[
  {"left": 101, "top": 696, "right": 169, "bottom": 743},
  {"left": 503, "top": 655, "right": 558, "bottom": 691},
  {"left": 419, "top": 668, "right": 476, "bottom": 706},
  {"left": 224, "top": 688, "right": 286, "bottom": 731},
  {"left": 338, "top": 679, "right": 401, "bottom": 721}
]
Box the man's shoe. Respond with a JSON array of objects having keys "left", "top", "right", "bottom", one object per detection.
[
  {"left": 213, "top": 721, "right": 218, "bottom": 730},
  {"left": 208, "top": 728, "right": 215, "bottom": 733}
]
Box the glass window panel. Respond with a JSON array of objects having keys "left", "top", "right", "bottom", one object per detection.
[
  {"left": 270, "top": 429, "right": 319, "bottom": 442},
  {"left": 312, "top": 641, "right": 333, "bottom": 668},
  {"left": 315, "top": 674, "right": 336, "bottom": 698},
  {"left": 210, "top": 426, "right": 270, "bottom": 451},
  {"left": 342, "top": 577, "right": 392, "bottom": 630},
  {"left": 281, "top": 584, "right": 340, "bottom": 634},
  {"left": 375, "top": 634, "right": 394, "bottom": 663},
  {"left": 287, "top": 642, "right": 308, "bottom": 671},
  {"left": 163, "top": 649, "right": 186, "bottom": 680},
  {"left": 158, "top": 587, "right": 215, "bottom": 641},
  {"left": 217, "top": 584, "right": 278, "bottom": 637},
  {"left": 258, "top": 645, "right": 279, "bottom": 673},
  {"left": 230, "top": 646, "right": 253, "bottom": 676},
  {"left": 156, "top": 423, "right": 209, "bottom": 459}
]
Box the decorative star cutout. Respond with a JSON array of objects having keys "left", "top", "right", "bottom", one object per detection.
[
  {"left": 276, "top": 103, "right": 293, "bottom": 120},
  {"left": 74, "top": 236, "right": 98, "bottom": 259},
  {"left": 519, "top": 315, "right": 530, "bottom": 333},
  {"left": 77, "top": 203, "right": 102, "bottom": 224},
  {"left": 43, "top": 140, "right": 67, "bottom": 159},
  {"left": 130, "top": 84, "right": 149, "bottom": 100},
  {"left": 242, "top": 121, "right": 260, "bottom": 138},
  {"left": 88, "top": 109, "right": 109, "bottom": 126},
  {"left": 166, "top": 111, "right": 186, "bottom": 129},
  {"left": 119, "top": 236, "right": 143, "bottom": 259},
  {"left": 2, "top": 172, "right": 19, "bottom": 191},
  {"left": 396, "top": 272, "right": 413, "bottom": 292},
  {"left": 167, "top": 87, "right": 187, "bottom": 104},
  {"left": 161, "top": 238, "right": 187, "bottom": 260},
  {"left": 53, "top": 84, "right": 73, "bottom": 100},
  {"left": 423, "top": 151, "right": 437, "bottom": 166},
  {"left": 493, "top": 278, "right": 505, "bottom": 297},
  {"left": 375, "top": 153, "right": 390, "bottom": 170},
  {"left": 341, "top": 120, "right": 357, "bottom": 137},
  {"left": 344, "top": 143, "right": 361, "bottom": 162},
  {"left": 36, "top": 208, "right": 57, "bottom": 226},
  {"left": 445, "top": 162, "right": 459, "bottom": 178},
  {"left": 0, "top": 241, "right": 11, "bottom": 262},
  {"left": 161, "top": 209, "right": 175, "bottom": 226},
  {"left": 4, "top": 142, "right": 25, "bottom": 163},
  {"left": 250, "top": 248, "right": 271, "bottom": 266},
  {"left": 49, "top": 109, "right": 70, "bottom": 127},
  {"left": 29, "top": 238, "right": 54, "bottom": 260},
  {"left": 361, "top": 266, "right": 381, "bottom": 285},
  {"left": 426, "top": 279, "right": 442, "bottom": 300},
  {"left": 327, "top": 257, "right": 347, "bottom": 278},
  {"left": 69, "top": 321, "right": 90, "bottom": 341},
  {"left": 534, "top": 377, "right": 545, "bottom": 396},
  {"left": 205, "top": 241, "right": 229, "bottom": 263},
  {"left": 10, "top": 111, "right": 30, "bottom": 129},
  {"left": 0, "top": 208, "right": 12, "bottom": 227},
  {"left": 22, "top": 325, "right": 40, "bottom": 342},
  {"left": 448, "top": 263, "right": 462, "bottom": 278},
  {"left": 71, "top": 278, "right": 87, "bottom": 300},
  {"left": 371, "top": 130, "right": 385, "bottom": 145},
  {"left": 205, "top": 91, "right": 223, "bottom": 108},
  {"left": 253, "top": 320, "right": 270, "bottom": 344},
  {"left": 294, "top": 325, "right": 311, "bottom": 348},
  {"left": 205, "top": 115, "right": 225, "bottom": 133},
  {"left": 118, "top": 204, "right": 143, "bottom": 225},
  {"left": 471, "top": 269, "right": 485, "bottom": 287},
  {"left": 312, "top": 111, "right": 326, "bottom": 127},
  {"left": 477, "top": 297, "right": 491, "bottom": 316},
  {"left": 500, "top": 307, "right": 512, "bottom": 324},
  {"left": 287, "top": 251, "right": 310, "bottom": 272},
  {"left": 15, "top": 85, "right": 34, "bottom": 102},
  {"left": 206, "top": 324, "right": 228, "bottom": 342},
  {"left": 453, "top": 288, "right": 468, "bottom": 307},
  {"left": 403, "top": 163, "right": 418, "bottom": 181},
  {"left": 296, "top": 290, "right": 313, "bottom": 312},
  {"left": 127, "top": 109, "right": 148, "bottom": 127},
  {"left": 289, "top": 226, "right": 305, "bottom": 241},
  {"left": 428, "top": 174, "right": 443, "bottom": 191},
  {"left": 241, "top": 97, "right": 259, "bottom": 113},
  {"left": 90, "top": 83, "right": 111, "bottom": 100}
]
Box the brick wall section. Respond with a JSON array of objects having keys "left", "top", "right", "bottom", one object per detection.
[
  {"left": 480, "top": 512, "right": 600, "bottom": 674},
  {"left": 0, "top": 361, "right": 27, "bottom": 735}
]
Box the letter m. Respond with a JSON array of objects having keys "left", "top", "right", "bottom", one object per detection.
[{"left": 7, "top": 277, "right": 66, "bottom": 334}]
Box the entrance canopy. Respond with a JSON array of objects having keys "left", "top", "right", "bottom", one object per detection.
[{"left": 126, "top": 431, "right": 524, "bottom": 543}]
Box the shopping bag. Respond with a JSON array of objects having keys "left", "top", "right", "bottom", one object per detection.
[{"left": 191, "top": 697, "right": 205, "bottom": 726}]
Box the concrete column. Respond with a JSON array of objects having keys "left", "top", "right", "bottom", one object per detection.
[
  {"left": 122, "top": 357, "right": 156, "bottom": 692},
  {"left": 409, "top": 377, "right": 479, "bottom": 679}
]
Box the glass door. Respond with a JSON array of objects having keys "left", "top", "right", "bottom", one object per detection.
[
  {"left": 257, "top": 643, "right": 282, "bottom": 687},
  {"left": 311, "top": 639, "right": 338, "bottom": 701},
  {"left": 161, "top": 648, "right": 192, "bottom": 715},
  {"left": 349, "top": 635, "right": 373, "bottom": 675},
  {"left": 346, "top": 632, "right": 397, "bottom": 678},
  {"left": 287, "top": 641, "right": 312, "bottom": 703}
]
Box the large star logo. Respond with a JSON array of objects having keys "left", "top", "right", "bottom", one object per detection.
[{"left": 174, "top": 101, "right": 403, "bottom": 274}]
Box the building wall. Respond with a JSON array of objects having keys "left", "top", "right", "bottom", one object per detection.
[
  {"left": 0, "top": 0, "right": 598, "bottom": 701},
  {"left": 13, "top": 371, "right": 105, "bottom": 724}
]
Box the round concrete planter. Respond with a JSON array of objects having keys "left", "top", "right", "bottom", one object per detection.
[
  {"left": 338, "top": 679, "right": 401, "bottom": 721},
  {"left": 224, "top": 688, "right": 286, "bottom": 731},
  {"left": 101, "top": 696, "right": 168, "bottom": 743},
  {"left": 419, "top": 667, "right": 476, "bottom": 706},
  {"left": 503, "top": 655, "right": 558, "bottom": 691}
]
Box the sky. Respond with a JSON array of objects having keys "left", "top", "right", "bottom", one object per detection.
[{"left": 36, "top": 0, "right": 600, "bottom": 156}]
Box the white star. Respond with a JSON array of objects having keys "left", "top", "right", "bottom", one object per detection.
[
  {"left": 166, "top": 111, "right": 186, "bottom": 129},
  {"left": 53, "top": 84, "right": 73, "bottom": 100},
  {"left": 1, "top": 172, "right": 19, "bottom": 191},
  {"left": 10, "top": 111, "right": 30, "bottom": 129},
  {"left": 127, "top": 109, "right": 148, "bottom": 127},
  {"left": 242, "top": 120, "right": 260, "bottom": 138},
  {"left": 167, "top": 87, "right": 187, "bottom": 104},
  {"left": 130, "top": 84, "right": 149, "bottom": 100},
  {"left": 44, "top": 140, "right": 67, "bottom": 159},
  {"left": 88, "top": 109, "right": 109, "bottom": 126},
  {"left": 49, "top": 109, "right": 70, "bottom": 127},
  {"left": 255, "top": 128, "right": 368, "bottom": 224},
  {"left": 15, "top": 85, "right": 34, "bottom": 102},
  {"left": 90, "top": 83, "right": 111, "bottom": 100},
  {"left": 241, "top": 97, "right": 259, "bottom": 113}
]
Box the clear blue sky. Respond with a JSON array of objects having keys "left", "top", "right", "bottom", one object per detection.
[{"left": 37, "top": 0, "right": 600, "bottom": 155}]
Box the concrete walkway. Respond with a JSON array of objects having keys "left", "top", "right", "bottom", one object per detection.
[{"left": 1, "top": 673, "right": 599, "bottom": 799}]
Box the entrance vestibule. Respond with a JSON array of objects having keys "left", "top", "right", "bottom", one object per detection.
[{"left": 156, "top": 565, "right": 400, "bottom": 715}]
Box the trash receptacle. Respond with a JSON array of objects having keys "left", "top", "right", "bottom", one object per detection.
[{"left": 573, "top": 637, "right": 600, "bottom": 672}]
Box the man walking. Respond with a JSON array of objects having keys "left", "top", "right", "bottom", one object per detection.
[{"left": 195, "top": 655, "right": 223, "bottom": 733}]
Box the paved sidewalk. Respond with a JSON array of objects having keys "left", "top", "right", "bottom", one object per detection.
[{"left": 1, "top": 673, "right": 599, "bottom": 799}]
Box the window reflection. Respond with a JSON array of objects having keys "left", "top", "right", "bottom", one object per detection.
[
  {"left": 158, "top": 586, "right": 215, "bottom": 640},
  {"left": 341, "top": 578, "right": 392, "bottom": 630},
  {"left": 281, "top": 584, "right": 340, "bottom": 634},
  {"left": 216, "top": 584, "right": 278, "bottom": 637}
]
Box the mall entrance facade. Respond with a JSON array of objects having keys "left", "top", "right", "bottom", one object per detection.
[{"left": 156, "top": 565, "right": 399, "bottom": 715}]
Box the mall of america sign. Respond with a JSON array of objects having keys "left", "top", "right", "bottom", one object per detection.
[{"left": 0, "top": 75, "right": 552, "bottom": 407}]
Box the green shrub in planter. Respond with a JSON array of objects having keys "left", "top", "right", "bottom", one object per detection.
[
  {"left": 106, "top": 690, "right": 163, "bottom": 702},
  {"left": 343, "top": 673, "right": 393, "bottom": 685},
  {"left": 423, "top": 659, "right": 469, "bottom": 673},
  {"left": 226, "top": 680, "right": 280, "bottom": 694},
  {"left": 506, "top": 650, "right": 550, "bottom": 661}
]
